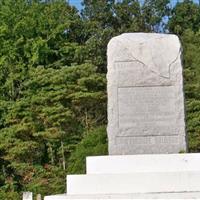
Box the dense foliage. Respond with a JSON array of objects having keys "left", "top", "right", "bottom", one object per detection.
[
  {"left": 168, "top": 0, "right": 200, "bottom": 152},
  {"left": 0, "top": 0, "right": 200, "bottom": 199}
]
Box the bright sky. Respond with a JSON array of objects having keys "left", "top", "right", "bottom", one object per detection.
[
  {"left": 69, "top": 0, "right": 200, "bottom": 11},
  {"left": 69, "top": 0, "right": 82, "bottom": 10}
]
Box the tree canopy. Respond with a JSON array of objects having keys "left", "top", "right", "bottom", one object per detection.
[{"left": 0, "top": 0, "right": 200, "bottom": 199}]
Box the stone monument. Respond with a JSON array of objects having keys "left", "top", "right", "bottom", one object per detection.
[
  {"left": 44, "top": 33, "right": 200, "bottom": 200},
  {"left": 107, "top": 33, "right": 187, "bottom": 155}
]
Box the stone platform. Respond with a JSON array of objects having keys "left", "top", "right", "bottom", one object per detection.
[
  {"left": 44, "top": 153, "right": 200, "bottom": 199},
  {"left": 86, "top": 153, "right": 200, "bottom": 173},
  {"left": 45, "top": 192, "right": 200, "bottom": 200}
]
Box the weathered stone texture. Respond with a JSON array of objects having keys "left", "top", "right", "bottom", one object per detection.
[{"left": 107, "top": 33, "right": 187, "bottom": 155}]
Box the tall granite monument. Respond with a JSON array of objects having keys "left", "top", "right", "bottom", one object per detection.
[
  {"left": 107, "top": 33, "right": 187, "bottom": 155},
  {"left": 45, "top": 33, "right": 200, "bottom": 200}
]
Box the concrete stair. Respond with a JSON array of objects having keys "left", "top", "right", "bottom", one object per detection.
[
  {"left": 44, "top": 153, "right": 200, "bottom": 199},
  {"left": 86, "top": 153, "right": 200, "bottom": 174},
  {"left": 67, "top": 172, "right": 200, "bottom": 195},
  {"left": 45, "top": 192, "right": 200, "bottom": 200}
]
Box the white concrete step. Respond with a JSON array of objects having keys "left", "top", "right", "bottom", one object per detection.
[
  {"left": 86, "top": 153, "right": 200, "bottom": 174},
  {"left": 67, "top": 171, "right": 200, "bottom": 195},
  {"left": 44, "top": 192, "right": 200, "bottom": 199}
]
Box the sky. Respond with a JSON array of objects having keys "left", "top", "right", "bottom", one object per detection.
[
  {"left": 69, "top": 0, "right": 82, "bottom": 10},
  {"left": 69, "top": 0, "right": 200, "bottom": 11}
]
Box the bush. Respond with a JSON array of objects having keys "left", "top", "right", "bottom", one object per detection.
[
  {"left": 67, "top": 126, "right": 108, "bottom": 174},
  {"left": 0, "top": 190, "right": 20, "bottom": 200}
]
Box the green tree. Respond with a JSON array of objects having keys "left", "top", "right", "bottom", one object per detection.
[
  {"left": 0, "top": 63, "right": 106, "bottom": 198},
  {"left": 81, "top": 0, "right": 170, "bottom": 72},
  {"left": 168, "top": 0, "right": 200, "bottom": 35},
  {"left": 3, "top": 0, "right": 200, "bottom": 198},
  {"left": 67, "top": 126, "right": 108, "bottom": 174},
  {"left": 0, "top": 0, "right": 106, "bottom": 198},
  {"left": 181, "top": 30, "right": 200, "bottom": 151},
  {"left": 142, "top": 0, "right": 170, "bottom": 32},
  {"left": 168, "top": 1, "right": 200, "bottom": 152}
]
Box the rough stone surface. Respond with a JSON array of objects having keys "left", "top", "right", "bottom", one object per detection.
[{"left": 107, "top": 33, "right": 187, "bottom": 155}]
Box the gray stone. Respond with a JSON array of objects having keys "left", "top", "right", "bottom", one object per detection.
[
  {"left": 107, "top": 33, "right": 187, "bottom": 155},
  {"left": 23, "top": 192, "right": 33, "bottom": 200}
]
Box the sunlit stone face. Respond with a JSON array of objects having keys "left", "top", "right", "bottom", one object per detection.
[{"left": 107, "top": 33, "right": 187, "bottom": 155}]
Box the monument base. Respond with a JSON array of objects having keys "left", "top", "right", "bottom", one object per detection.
[
  {"left": 44, "top": 154, "right": 200, "bottom": 199},
  {"left": 45, "top": 192, "right": 200, "bottom": 200}
]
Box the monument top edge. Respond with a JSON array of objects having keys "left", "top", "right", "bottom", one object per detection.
[
  {"left": 108, "top": 33, "right": 180, "bottom": 47},
  {"left": 110, "top": 32, "right": 179, "bottom": 41}
]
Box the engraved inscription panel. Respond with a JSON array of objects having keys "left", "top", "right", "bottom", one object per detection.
[
  {"left": 118, "top": 86, "right": 176, "bottom": 137},
  {"left": 116, "top": 136, "right": 179, "bottom": 145},
  {"left": 115, "top": 61, "right": 172, "bottom": 87}
]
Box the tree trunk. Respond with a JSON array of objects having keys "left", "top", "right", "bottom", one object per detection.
[
  {"left": 49, "top": 143, "right": 54, "bottom": 165},
  {"left": 85, "top": 108, "right": 89, "bottom": 134},
  {"left": 61, "top": 141, "right": 66, "bottom": 170},
  {"left": 36, "top": 194, "right": 42, "bottom": 200}
]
